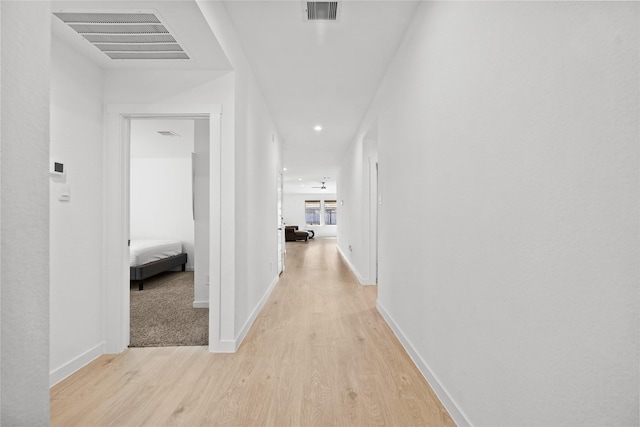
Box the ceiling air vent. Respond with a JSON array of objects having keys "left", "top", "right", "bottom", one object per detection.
[
  {"left": 157, "top": 130, "right": 181, "bottom": 137},
  {"left": 305, "top": 2, "right": 339, "bottom": 21},
  {"left": 53, "top": 12, "right": 189, "bottom": 60}
]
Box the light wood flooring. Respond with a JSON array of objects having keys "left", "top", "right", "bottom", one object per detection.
[{"left": 51, "top": 238, "right": 455, "bottom": 426}]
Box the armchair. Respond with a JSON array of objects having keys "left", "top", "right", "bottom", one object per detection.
[{"left": 285, "top": 225, "right": 309, "bottom": 242}]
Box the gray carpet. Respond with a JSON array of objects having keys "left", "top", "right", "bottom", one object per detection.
[{"left": 130, "top": 271, "right": 208, "bottom": 347}]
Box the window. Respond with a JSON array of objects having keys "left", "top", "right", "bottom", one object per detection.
[
  {"left": 305, "top": 200, "right": 321, "bottom": 225},
  {"left": 324, "top": 200, "right": 337, "bottom": 225}
]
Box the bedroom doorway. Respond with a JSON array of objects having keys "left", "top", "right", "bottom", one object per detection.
[
  {"left": 104, "top": 104, "right": 224, "bottom": 355},
  {"left": 128, "top": 118, "right": 208, "bottom": 347}
]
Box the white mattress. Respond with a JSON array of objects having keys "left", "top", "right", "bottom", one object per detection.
[{"left": 129, "top": 239, "right": 183, "bottom": 267}]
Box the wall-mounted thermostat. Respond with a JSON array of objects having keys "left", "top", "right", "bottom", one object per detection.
[{"left": 50, "top": 160, "right": 65, "bottom": 177}]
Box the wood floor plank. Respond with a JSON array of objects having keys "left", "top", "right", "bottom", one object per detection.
[{"left": 51, "top": 238, "right": 455, "bottom": 427}]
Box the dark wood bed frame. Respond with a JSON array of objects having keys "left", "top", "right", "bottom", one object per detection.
[{"left": 130, "top": 253, "right": 188, "bottom": 291}]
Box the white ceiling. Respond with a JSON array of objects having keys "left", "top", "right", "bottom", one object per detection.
[
  {"left": 130, "top": 119, "right": 194, "bottom": 159},
  {"left": 51, "top": 0, "right": 418, "bottom": 194},
  {"left": 222, "top": 1, "right": 418, "bottom": 193}
]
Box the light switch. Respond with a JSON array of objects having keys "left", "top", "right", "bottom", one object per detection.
[{"left": 58, "top": 185, "right": 70, "bottom": 202}]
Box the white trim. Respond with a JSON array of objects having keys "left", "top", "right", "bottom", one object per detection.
[
  {"left": 234, "top": 274, "right": 280, "bottom": 351},
  {"left": 376, "top": 300, "right": 473, "bottom": 427},
  {"left": 207, "top": 112, "right": 227, "bottom": 351},
  {"left": 193, "top": 300, "right": 209, "bottom": 309},
  {"left": 106, "top": 104, "right": 221, "bottom": 117},
  {"left": 210, "top": 339, "right": 236, "bottom": 353},
  {"left": 104, "top": 112, "right": 130, "bottom": 353},
  {"left": 49, "top": 342, "right": 104, "bottom": 388},
  {"left": 336, "top": 244, "right": 374, "bottom": 285}
]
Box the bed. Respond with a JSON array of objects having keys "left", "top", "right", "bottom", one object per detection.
[{"left": 129, "top": 239, "right": 188, "bottom": 290}]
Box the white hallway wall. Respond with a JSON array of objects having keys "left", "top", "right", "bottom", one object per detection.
[
  {"left": 339, "top": 2, "right": 639, "bottom": 426},
  {"left": 50, "top": 45, "right": 229, "bottom": 381},
  {"left": 197, "top": 1, "right": 283, "bottom": 345},
  {"left": 3, "top": 0, "right": 282, "bottom": 419},
  {"left": 283, "top": 193, "right": 338, "bottom": 238},
  {"left": 49, "top": 34, "right": 105, "bottom": 386},
  {"left": 337, "top": 137, "right": 377, "bottom": 284},
  {"left": 1, "top": 1, "right": 51, "bottom": 424},
  {"left": 51, "top": 2, "right": 282, "bottom": 375},
  {"left": 51, "top": 55, "right": 277, "bottom": 375},
  {"left": 234, "top": 77, "right": 281, "bottom": 338}
]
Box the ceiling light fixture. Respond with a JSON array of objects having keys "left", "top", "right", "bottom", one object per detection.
[
  {"left": 314, "top": 125, "right": 322, "bottom": 131},
  {"left": 312, "top": 180, "right": 328, "bottom": 190},
  {"left": 283, "top": 168, "right": 288, "bottom": 171}
]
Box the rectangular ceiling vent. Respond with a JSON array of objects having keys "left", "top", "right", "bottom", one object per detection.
[
  {"left": 305, "top": 2, "right": 339, "bottom": 21},
  {"left": 157, "top": 130, "right": 181, "bottom": 137},
  {"left": 53, "top": 12, "right": 189, "bottom": 60}
]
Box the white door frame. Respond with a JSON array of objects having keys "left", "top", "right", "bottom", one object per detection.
[
  {"left": 364, "top": 138, "right": 379, "bottom": 286},
  {"left": 104, "top": 103, "right": 229, "bottom": 353},
  {"left": 277, "top": 170, "right": 284, "bottom": 274}
]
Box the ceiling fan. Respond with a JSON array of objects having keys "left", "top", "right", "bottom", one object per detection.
[{"left": 312, "top": 181, "right": 327, "bottom": 191}]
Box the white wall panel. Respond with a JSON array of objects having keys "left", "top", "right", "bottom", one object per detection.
[
  {"left": 1, "top": 2, "right": 51, "bottom": 424},
  {"left": 340, "top": 2, "right": 639, "bottom": 425},
  {"left": 197, "top": 1, "right": 283, "bottom": 347},
  {"left": 49, "top": 34, "right": 105, "bottom": 387}
]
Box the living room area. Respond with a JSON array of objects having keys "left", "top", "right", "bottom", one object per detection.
[{"left": 282, "top": 191, "right": 337, "bottom": 242}]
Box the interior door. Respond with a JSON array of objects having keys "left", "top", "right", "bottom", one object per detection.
[{"left": 277, "top": 171, "right": 284, "bottom": 274}]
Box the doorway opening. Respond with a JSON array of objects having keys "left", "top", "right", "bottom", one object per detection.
[
  {"left": 277, "top": 170, "right": 285, "bottom": 275},
  {"left": 104, "top": 104, "right": 224, "bottom": 354},
  {"left": 364, "top": 119, "right": 379, "bottom": 285},
  {"left": 128, "top": 117, "right": 207, "bottom": 347}
]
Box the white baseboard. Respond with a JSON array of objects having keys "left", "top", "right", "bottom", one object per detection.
[
  {"left": 376, "top": 300, "right": 472, "bottom": 427},
  {"left": 336, "top": 244, "right": 374, "bottom": 285},
  {"left": 209, "top": 339, "right": 236, "bottom": 353},
  {"left": 50, "top": 342, "right": 104, "bottom": 387},
  {"left": 234, "top": 274, "right": 280, "bottom": 351},
  {"left": 193, "top": 300, "right": 209, "bottom": 308}
]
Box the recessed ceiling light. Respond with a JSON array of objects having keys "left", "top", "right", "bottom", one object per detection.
[
  {"left": 314, "top": 125, "right": 322, "bottom": 131},
  {"left": 298, "top": 178, "right": 302, "bottom": 181},
  {"left": 283, "top": 167, "right": 288, "bottom": 171}
]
